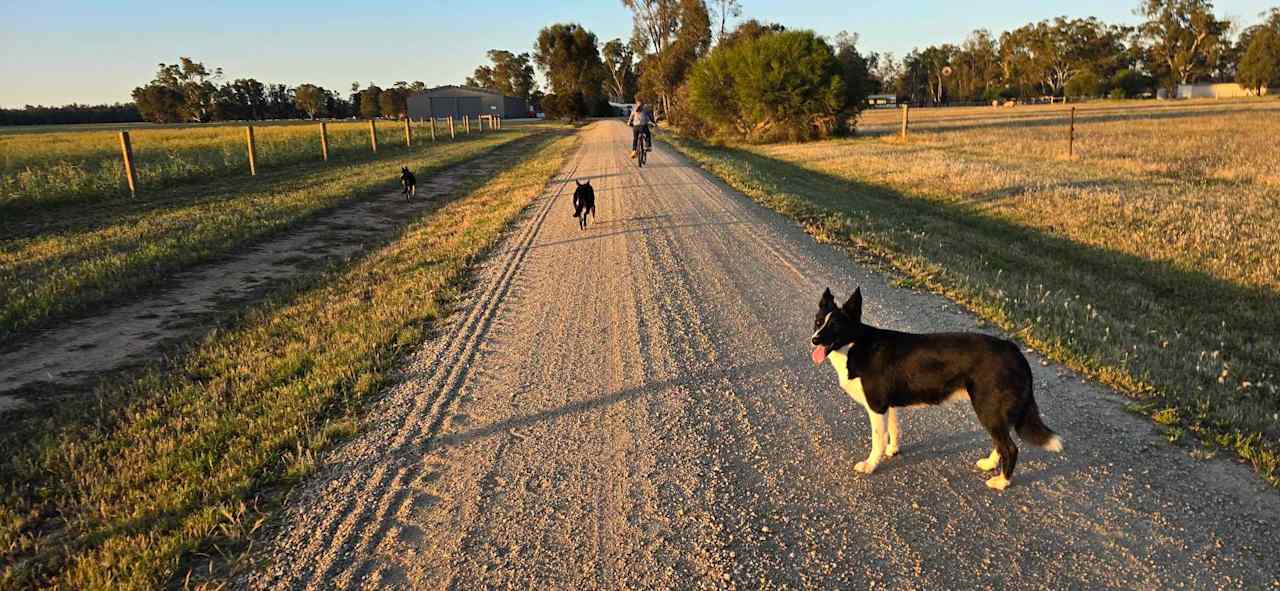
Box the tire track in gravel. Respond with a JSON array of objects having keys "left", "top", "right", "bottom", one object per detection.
[
  {"left": 247, "top": 121, "right": 1280, "bottom": 590},
  {"left": 248, "top": 143, "right": 584, "bottom": 589}
]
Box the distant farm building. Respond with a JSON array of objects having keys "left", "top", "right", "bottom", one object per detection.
[
  {"left": 407, "top": 86, "right": 531, "bottom": 119},
  {"left": 609, "top": 102, "right": 636, "bottom": 117},
  {"left": 1174, "top": 83, "right": 1271, "bottom": 99},
  {"left": 866, "top": 94, "right": 898, "bottom": 108}
]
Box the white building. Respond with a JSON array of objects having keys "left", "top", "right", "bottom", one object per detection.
[{"left": 1174, "top": 83, "right": 1271, "bottom": 99}]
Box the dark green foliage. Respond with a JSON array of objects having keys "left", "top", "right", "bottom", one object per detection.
[
  {"left": 359, "top": 85, "right": 383, "bottom": 119},
  {"left": 1236, "top": 25, "right": 1280, "bottom": 95},
  {"left": 467, "top": 50, "right": 538, "bottom": 100},
  {"left": 132, "top": 84, "right": 185, "bottom": 123},
  {"left": 0, "top": 103, "right": 141, "bottom": 126},
  {"left": 1066, "top": 70, "right": 1103, "bottom": 97},
  {"left": 688, "top": 29, "right": 847, "bottom": 142},
  {"left": 533, "top": 23, "right": 606, "bottom": 100},
  {"left": 832, "top": 32, "right": 873, "bottom": 129},
  {"left": 1107, "top": 68, "right": 1152, "bottom": 98},
  {"left": 125, "top": 58, "right": 355, "bottom": 123}
]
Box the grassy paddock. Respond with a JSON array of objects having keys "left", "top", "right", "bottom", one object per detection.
[
  {"left": 665, "top": 100, "right": 1279, "bottom": 486},
  {"left": 0, "top": 131, "right": 577, "bottom": 589},
  {"left": 0, "top": 127, "right": 544, "bottom": 342},
  {"left": 0, "top": 119, "right": 463, "bottom": 209}
]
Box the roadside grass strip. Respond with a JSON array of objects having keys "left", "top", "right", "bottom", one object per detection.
[
  {"left": 0, "top": 132, "right": 577, "bottom": 589},
  {"left": 665, "top": 132, "right": 1279, "bottom": 488}
]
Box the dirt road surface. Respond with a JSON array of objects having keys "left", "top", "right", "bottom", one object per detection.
[{"left": 246, "top": 121, "right": 1280, "bottom": 589}]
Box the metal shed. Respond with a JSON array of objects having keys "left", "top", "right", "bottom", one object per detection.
[{"left": 406, "top": 86, "right": 530, "bottom": 119}]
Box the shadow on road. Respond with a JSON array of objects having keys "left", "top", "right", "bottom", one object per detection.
[{"left": 429, "top": 359, "right": 790, "bottom": 451}]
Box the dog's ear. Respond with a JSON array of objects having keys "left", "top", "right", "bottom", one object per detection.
[
  {"left": 842, "top": 287, "right": 862, "bottom": 322},
  {"left": 819, "top": 287, "right": 835, "bottom": 310}
]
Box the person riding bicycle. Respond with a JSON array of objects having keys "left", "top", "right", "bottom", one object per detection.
[{"left": 628, "top": 102, "right": 653, "bottom": 159}]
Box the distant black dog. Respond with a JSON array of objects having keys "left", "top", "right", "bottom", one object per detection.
[
  {"left": 811, "top": 287, "right": 1062, "bottom": 490},
  {"left": 400, "top": 167, "right": 417, "bottom": 200},
  {"left": 572, "top": 179, "right": 596, "bottom": 230}
]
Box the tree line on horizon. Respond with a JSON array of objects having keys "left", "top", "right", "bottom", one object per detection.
[
  {"left": 126, "top": 59, "right": 435, "bottom": 124},
  {"left": 3, "top": 0, "right": 1277, "bottom": 129},
  {"left": 459, "top": 0, "right": 1278, "bottom": 141}
]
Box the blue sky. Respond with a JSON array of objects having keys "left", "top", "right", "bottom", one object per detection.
[{"left": 1, "top": 0, "right": 1274, "bottom": 108}]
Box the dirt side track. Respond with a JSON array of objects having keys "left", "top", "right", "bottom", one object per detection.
[
  {"left": 0, "top": 137, "right": 534, "bottom": 414},
  {"left": 246, "top": 121, "right": 1279, "bottom": 589}
]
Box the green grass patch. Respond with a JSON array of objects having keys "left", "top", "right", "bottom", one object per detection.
[
  {"left": 0, "top": 127, "right": 542, "bottom": 343},
  {"left": 1, "top": 119, "right": 455, "bottom": 209},
  {"left": 0, "top": 131, "right": 578, "bottom": 589},
  {"left": 663, "top": 131, "right": 1279, "bottom": 488}
]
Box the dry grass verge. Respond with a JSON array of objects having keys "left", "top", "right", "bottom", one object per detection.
[
  {"left": 0, "top": 131, "right": 577, "bottom": 589},
  {"left": 664, "top": 101, "right": 1279, "bottom": 487}
]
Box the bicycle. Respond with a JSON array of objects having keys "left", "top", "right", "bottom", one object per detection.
[{"left": 634, "top": 124, "right": 653, "bottom": 168}]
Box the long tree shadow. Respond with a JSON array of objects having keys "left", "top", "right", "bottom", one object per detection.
[
  {"left": 428, "top": 358, "right": 791, "bottom": 451},
  {"left": 684, "top": 140, "right": 1280, "bottom": 441},
  {"left": 499, "top": 219, "right": 759, "bottom": 254}
]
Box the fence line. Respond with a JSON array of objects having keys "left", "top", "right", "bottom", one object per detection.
[{"left": 104, "top": 118, "right": 488, "bottom": 192}]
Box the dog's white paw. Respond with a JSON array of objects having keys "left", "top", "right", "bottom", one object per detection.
[
  {"left": 985, "top": 474, "right": 1011, "bottom": 491},
  {"left": 975, "top": 456, "right": 999, "bottom": 471},
  {"left": 854, "top": 460, "right": 879, "bottom": 474}
]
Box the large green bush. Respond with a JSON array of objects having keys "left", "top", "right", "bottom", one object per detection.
[{"left": 688, "top": 30, "right": 847, "bottom": 142}]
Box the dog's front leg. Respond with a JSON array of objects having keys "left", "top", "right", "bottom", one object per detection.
[
  {"left": 885, "top": 408, "right": 900, "bottom": 457},
  {"left": 855, "top": 409, "right": 888, "bottom": 474}
]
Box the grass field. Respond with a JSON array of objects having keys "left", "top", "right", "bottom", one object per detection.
[
  {"left": 0, "top": 118, "right": 475, "bottom": 209},
  {"left": 667, "top": 98, "right": 1280, "bottom": 485},
  {"left": 0, "top": 130, "right": 577, "bottom": 589},
  {"left": 0, "top": 123, "right": 540, "bottom": 343}
]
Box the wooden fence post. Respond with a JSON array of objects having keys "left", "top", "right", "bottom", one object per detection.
[
  {"left": 449, "top": 116, "right": 455, "bottom": 139},
  {"left": 368, "top": 120, "right": 378, "bottom": 152},
  {"left": 900, "top": 104, "right": 909, "bottom": 140},
  {"left": 404, "top": 118, "right": 412, "bottom": 147},
  {"left": 464, "top": 115, "right": 470, "bottom": 134},
  {"left": 1068, "top": 106, "right": 1076, "bottom": 158},
  {"left": 118, "top": 131, "right": 138, "bottom": 195},
  {"left": 319, "top": 122, "right": 329, "bottom": 161},
  {"left": 430, "top": 117, "right": 437, "bottom": 141},
  {"left": 245, "top": 126, "right": 258, "bottom": 176}
]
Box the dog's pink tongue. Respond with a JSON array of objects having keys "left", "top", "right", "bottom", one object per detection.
[{"left": 811, "top": 346, "right": 828, "bottom": 365}]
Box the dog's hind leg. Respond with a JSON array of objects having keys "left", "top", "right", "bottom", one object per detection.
[
  {"left": 975, "top": 448, "right": 1000, "bottom": 471},
  {"left": 855, "top": 409, "right": 888, "bottom": 474},
  {"left": 885, "top": 408, "right": 901, "bottom": 457},
  {"left": 982, "top": 429, "right": 1018, "bottom": 491}
]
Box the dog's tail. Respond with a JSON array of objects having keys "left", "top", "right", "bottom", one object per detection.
[{"left": 1016, "top": 399, "right": 1063, "bottom": 452}]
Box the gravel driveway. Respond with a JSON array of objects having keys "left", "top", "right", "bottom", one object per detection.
[{"left": 245, "top": 121, "right": 1280, "bottom": 590}]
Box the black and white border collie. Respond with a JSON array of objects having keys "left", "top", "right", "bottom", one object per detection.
[{"left": 810, "top": 287, "right": 1062, "bottom": 490}]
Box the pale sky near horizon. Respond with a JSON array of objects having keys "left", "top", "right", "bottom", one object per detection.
[{"left": 1, "top": 0, "right": 1274, "bottom": 108}]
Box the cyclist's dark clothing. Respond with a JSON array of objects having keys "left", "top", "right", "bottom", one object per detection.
[
  {"left": 628, "top": 107, "right": 653, "bottom": 152},
  {"left": 632, "top": 125, "right": 651, "bottom": 152}
]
